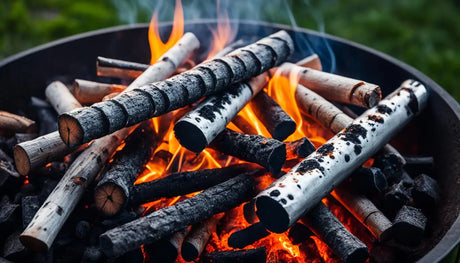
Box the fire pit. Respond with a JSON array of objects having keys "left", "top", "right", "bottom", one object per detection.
[{"left": 0, "top": 20, "right": 459, "bottom": 262}]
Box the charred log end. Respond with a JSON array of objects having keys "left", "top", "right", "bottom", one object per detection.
[
  {"left": 174, "top": 121, "right": 208, "bottom": 153},
  {"left": 181, "top": 241, "right": 198, "bottom": 262},
  {"left": 13, "top": 145, "right": 31, "bottom": 176},
  {"left": 255, "top": 196, "right": 289, "bottom": 233},
  {"left": 94, "top": 183, "right": 126, "bottom": 216},
  {"left": 146, "top": 240, "right": 179, "bottom": 263},
  {"left": 345, "top": 247, "right": 369, "bottom": 263},
  {"left": 58, "top": 114, "right": 83, "bottom": 147},
  {"left": 267, "top": 144, "right": 286, "bottom": 175},
  {"left": 19, "top": 235, "right": 48, "bottom": 252},
  {"left": 273, "top": 120, "right": 296, "bottom": 141},
  {"left": 365, "top": 85, "right": 382, "bottom": 108}
]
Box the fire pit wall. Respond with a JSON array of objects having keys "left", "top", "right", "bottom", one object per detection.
[{"left": 0, "top": 20, "right": 458, "bottom": 262}]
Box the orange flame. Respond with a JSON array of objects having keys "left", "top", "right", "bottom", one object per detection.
[
  {"left": 148, "top": 0, "right": 184, "bottom": 64},
  {"left": 206, "top": 0, "right": 237, "bottom": 59}
]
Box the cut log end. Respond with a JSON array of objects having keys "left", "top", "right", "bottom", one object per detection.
[
  {"left": 273, "top": 120, "right": 296, "bottom": 141},
  {"left": 174, "top": 121, "right": 208, "bottom": 153},
  {"left": 181, "top": 242, "right": 199, "bottom": 262},
  {"left": 94, "top": 183, "right": 126, "bottom": 216},
  {"left": 363, "top": 85, "right": 382, "bottom": 108},
  {"left": 19, "top": 234, "right": 48, "bottom": 252},
  {"left": 267, "top": 144, "right": 287, "bottom": 174},
  {"left": 13, "top": 146, "right": 31, "bottom": 176},
  {"left": 255, "top": 196, "right": 289, "bottom": 233},
  {"left": 58, "top": 114, "right": 83, "bottom": 147}
]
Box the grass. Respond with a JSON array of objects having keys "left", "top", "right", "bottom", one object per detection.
[{"left": 0, "top": 0, "right": 458, "bottom": 102}]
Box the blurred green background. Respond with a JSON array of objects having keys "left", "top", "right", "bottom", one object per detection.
[{"left": 0, "top": 0, "right": 458, "bottom": 103}]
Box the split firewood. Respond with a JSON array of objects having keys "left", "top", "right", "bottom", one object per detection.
[
  {"left": 0, "top": 111, "right": 36, "bottom": 136},
  {"left": 59, "top": 30, "right": 294, "bottom": 147},
  {"left": 209, "top": 128, "right": 286, "bottom": 174},
  {"left": 130, "top": 163, "right": 258, "bottom": 206},
  {"left": 285, "top": 137, "right": 316, "bottom": 159},
  {"left": 231, "top": 114, "right": 258, "bottom": 135},
  {"left": 174, "top": 73, "right": 268, "bottom": 152},
  {"left": 73, "top": 79, "right": 126, "bottom": 104},
  {"left": 202, "top": 247, "right": 266, "bottom": 263},
  {"left": 99, "top": 174, "right": 256, "bottom": 257},
  {"left": 96, "top": 56, "right": 149, "bottom": 79},
  {"left": 278, "top": 62, "right": 382, "bottom": 108},
  {"left": 250, "top": 90, "right": 296, "bottom": 141},
  {"left": 392, "top": 205, "right": 427, "bottom": 246},
  {"left": 145, "top": 227, "right": 190, "bottom": 263},
  {"left": 14, "top": 88, "right": 82, "bottom": 176},
  {"left": 295, "top": 53, "right": 322, "bottom": 70},
  {"left": 181, "top": 213, "right": 224, "bottom": 261},
  {"left": 227, "top": 222, "right": 270, "bottom": 249},
  {"left": 331, "top": 184, "right": 393, "bottom": 241},
  {"left": 301, "top": 201, "right": 369, "bottom": 263},
  {"left": 94, "top": 123, "right": 157, "bottom": 216},
  {"left": 255, "top": 80, "right": 428, "bottom": 233}
]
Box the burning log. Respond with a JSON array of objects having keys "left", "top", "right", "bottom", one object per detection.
[
  {"left": 181, "top": 213, "right": 224, "bottom": 261},
  {"left": 250, "top": 91, "right": 296, "bottom": 141},
  {"left": 331, "top": 184, "right": 393, "bottom": 241},
  {"left": 59, "top": 30, "right": 294, "bottom": 147},
  {"left": 288, "top": 222, "right": 313, "bottom": 244},
  {"left": 285, "top": 137, "right": 316, "bottom": 159},
  {"left": 73, "top": 79, "right": 126, "bottom": 104},
  {"left": 96, "top": 56, "right": 148, "bottom": 79},
  {"left": 0, "top": 111, "right": 37, "bottom": 136},
  {"left": 392, "top": 205, "right": 427, "bottom": 246},
  {"left": 209, "top": 129, "right": 286, "bottom": 174},
  {"left": 301, "top": 202, "right": 369, "bottom": 263},
  {"left": 130, "top": 163, "right": 258, "bottom": 206},
  {"left": 351, "top": 167, "right": 388, "bottom": 194},
  {"left": 45, "top": 81, "right": 82, "bottom": 114},
  {"left": 202, "top": 247, "right": 266, "bottom": 263},
  {"left": 227, "top": 222, "right": 270, "bottom": 249},
  {"left": 94, "top": 123, "right": 157, "bottom": 216},
  {"left": 412, "top": 173, "right": 440, "bottom": 211},
  {"left": 99, "top": 174, "right": 256, "bottom": 257},
  {"left": 174, "top": 73, "right": 268, "bottom": 152},
  {"left": 146, "top": 227, "right": 189, "bottom": 263},
  {"left": 255, "top": 80, "right": 428, "bottom": 233},
  {"left": 279, "top": 63, "right": 382, "bottom": 108},
  {"left": 295, "top": 53, "right": 322, "bottom": 70},
  {"left": 231, "top": 114, "right": 258, "bottom": 135}
]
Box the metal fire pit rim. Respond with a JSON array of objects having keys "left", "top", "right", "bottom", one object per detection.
[{"left": 0, "top": 19, "right": 458, "bottom": 262}]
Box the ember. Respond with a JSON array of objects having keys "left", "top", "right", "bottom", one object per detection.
[{"left": 2, "top": 1, "right": 456, "bottom": 263}]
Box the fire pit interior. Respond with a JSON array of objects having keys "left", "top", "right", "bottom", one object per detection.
[{"left": 0, "top": 19, "right": 459, "bottom": 263}]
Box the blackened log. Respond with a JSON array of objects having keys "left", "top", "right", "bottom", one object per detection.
[
  {"left": 32, "top": 162, "right": 68, "bottom": 180},
  {"left": 73, "top": 79, "right": 127, "bottom": 104},
  {"left": 250, "top": 91, "right": 296, "bottom": 141},
  {"left": 182, "top": 214, "right": 223, "bottom": 261},
  {"left": 130, "top": 163, "right": 257, "bottom": 206},
  {"left": 96, "top": 56, "right": 148, "bottom": 79},
  {"left": 145, "top": 228, "right": 189, "bottom": 263},
  {"left": 29, "top": 97, "right": 57, "bottom": 136},
  {"left": 332, "top": 184, "right": 393, "bottom": 241},
  {"left": 201, "top": 247, "right": 266, "bottom": 263},
  {"left": 3, "top": 230, "right": 29, "bottom": 261},
  {"left": 288, "top": 222, "right": 313, "bottom": 244},
  {"left": 101, "top": 210, "right": 138, "bottom": 229},
  {"left": 21, "top": 195, "right": 40, "bottom": 230},
  {"left": 285, "top": 137, "right": 316, "bottom": 159},
  {"left": 373, "top": 153, "right": 404, "bottom": 185},
  {"left": 255, "top": 80, "right": 428, "bottom": 233},
  {"left": 301, "top": 202, "right": 369, "bottom": 263},
  {"left": 0, "top": 111, "right": 37, "bottom": 136},
  {"left": 381, "top": 178, "right": 413, "bottom": 218},
  {"left": 351, "top": 167, "right": 388, "bottom": 194},
  {"left": 392, "top": 205, "right": 427, "bottom": 246},
  {"left": 231, "top": 114, "right": 258, "bottom": 135},
  {"left": 100, "top": 174, "right": 256, "bottom": 257},
  {"left": 243, "top": 199, "right": 257, "bottom": 224},
  {"left": 210, "top": 129, "right": 286, "bottom": 174},
  {"left": 59, "top": 30, "right": 294, "bottom": 147},
  {"left": 0, "top": 196, "right": 19, "bottom": 234},
  {"left": 403, "top": 156, "right": 434, "bottom": 176},
  {"left": 279, "top": 63, "right": 381, "bottom": 108},
  {"left": 45, "top": 81, "right": 82, "bottom": 115},
  {"left": 227, "top": 222, "right": 270, "bottom": 249},
  {"left": 174, "top": 73, "right": 267, "bottom": 152},
  {"left": 295, "top": 54, "right": 322, "bottom": 70},
  {"left": 94, "top": 123, "right": 157, "bottom": 216},
  {"left": 412, "top": 174, "right": 440, "bottom": 211},
  {"left": 81, "top": 246, "right": 103, "bottom": 263}
]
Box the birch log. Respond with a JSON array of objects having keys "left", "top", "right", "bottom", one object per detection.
[
  {"left": 174, "top": 73, "right": 268, "bottom": 152},
  {"left": 255, "top": 80, "right": 428, "bottom": 233},
  {"left": 295, "top": 54, "right": 322, "bottom": 70},
  {"left": 59, "top": 30, "right": 294, "bottom": 147},
  {"left": 99, "top": 174, "right": 256, "bottom": 257},
  {"left": 14, "top": 85, "right": 82, "bottom": 175},
  {"left": 96, "top": 56, "right": 148, "bottom": 79},
  {"left": 73, "top": 79, "right": 126, "bottom": 104},
  {"left": 278, "top": 63, "right": 381, "bottom": 108}
]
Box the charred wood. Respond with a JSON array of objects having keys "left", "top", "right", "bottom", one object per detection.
[
  {"left": 231, "top": 114, "right": 258, "bottom": 135},
  {"left": 285, "top": 137, "right": 316, "bottom": 159},
  {"left": 412, "top": 173, "right": 440, "bottom": 212},
  {"left": 255, "top": 80, "right": 428, "bottom": 233},
  {"left": 227, "top": 222, "right": 270, "bottom": 249},
  {"left": 3, "top": 230, "right": 29, "bottom": 262},
  {"left": 301, "top": 202, "right": 369, "bottom": 263},
  {"left": 0, "top": 196, "right": 19, "bottom": 233},
  {"left": 210, "top": 129, "right": 285, "bottom": 174},
  {"left": 373, "top": 153, "right": 404, "bottom": 185},
  {"left": 243, "top": 199, "right": 257, "bottom": 224},
  {"left": 59, "top": 30, "right": 294, "bottom": 147},
  {"left": 99, "top": 174, "right": 256, "bottom": 257},
  {"left": 392, "top": 205, "right": 427, "bottom": 246},
  {"left": 174, "top": 73, "right": 267, "bottom": 152},
  {"left": 96, "top": 56, "right": 148, "bottom": 79},
  {"left": 250, "top": 90, "right": 296, "bottom": 141},
  {"left": 21, "top": 195, "right": 40, "bottom": 230},
  {"left": 73, "top": 79, "right": 126, "bottom": 104},
  {"left": 145, "top": 228, "right": 189, "bottom": 263},
  {"left": 351, "top": 167, "right": 388, "bottom": 194},
  {"left": 403, "top": 156, "right": 434, "bottom": 176},
  {"left": 381, "top": 176, "right": 413, "bottom": 218},
  {"left": 29, "top": 97, "right": 57, "bottom": 136},
  {"left": 130, "top": 163, "right": 257, "bottom": 206},
  {"left": 201, "top": 247, "right": 266, "bottom": 263},
  {"left": 288, "top": 222, "right": 312, "bottom": 245}
]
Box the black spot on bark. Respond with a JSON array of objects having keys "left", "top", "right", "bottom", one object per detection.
[
  {"left": 270, "top": 190, "right": 280, "bottom": 197},
  {"left": 340, "top": 124, "right": 367, "bottom": 144},
  {"left": 403, "top": 88, "right": 419, "bottom": 115},
  {"left": 280, "top": 199, "right": 287, "bottom": 204},
  {"left": 344, "top": 154, "right": 350, "bottom": 162},
  {"left": 297, "top": 159, "right": 324, "bottom": 173},
  {"left": 376, "top": 105, "right": 393, "bottom": 114},
  {"left": 368, "top": 115, "right": 384, "bottom": 123},
  {"left": 354, "top": 145, "right": 362, "bottom": 155}
]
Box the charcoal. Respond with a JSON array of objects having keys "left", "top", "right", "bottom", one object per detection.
[
  {"left": 373, "top": 153, "right": 404, "bottom": 184},
  {"left": 21, "top": 195, "right": 40, "bottom": 229},
  {"left": 288, "top": 222, "right": 313, "bottom": 245},
  {"left": 352, "top": 167, "right": 388, "bottom": 194},
  {"left": 381, "top": 180, "right": 413, "bottom": 218},
  {"left": 2, "top": 230, "right": 30, "bottom": 261},
  {"left": 370, "top": 244, "right": 406, "bottom": 263},
  {"left": 403, "top": 156, "right": 434, "bottom": 175},
  {"left": 243, "top": 199, "right": 257, "bottom": 224},
  {"left": 34, "top": 162, "right": 69, "bottom": 180},
  {"left": 75, "top": 221, "right": 91, "bottom": 240},
  {"left": 0, "top": 196, "right": 19, "bottom": 233},
  {"left": 392, "top": 205, "right": 427, "bottom": 246},
  {"left": 228, "top": 222, "right": 270, "bottom": 249},
  {"left": 412, "top": 174, "right": 440, "bottom": 211},
  {"left": 81, "top": 247, "right": 103, "bottom": 263},
  {"left": 202, "top": 247, "right": 267, "bottom": 263}
]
